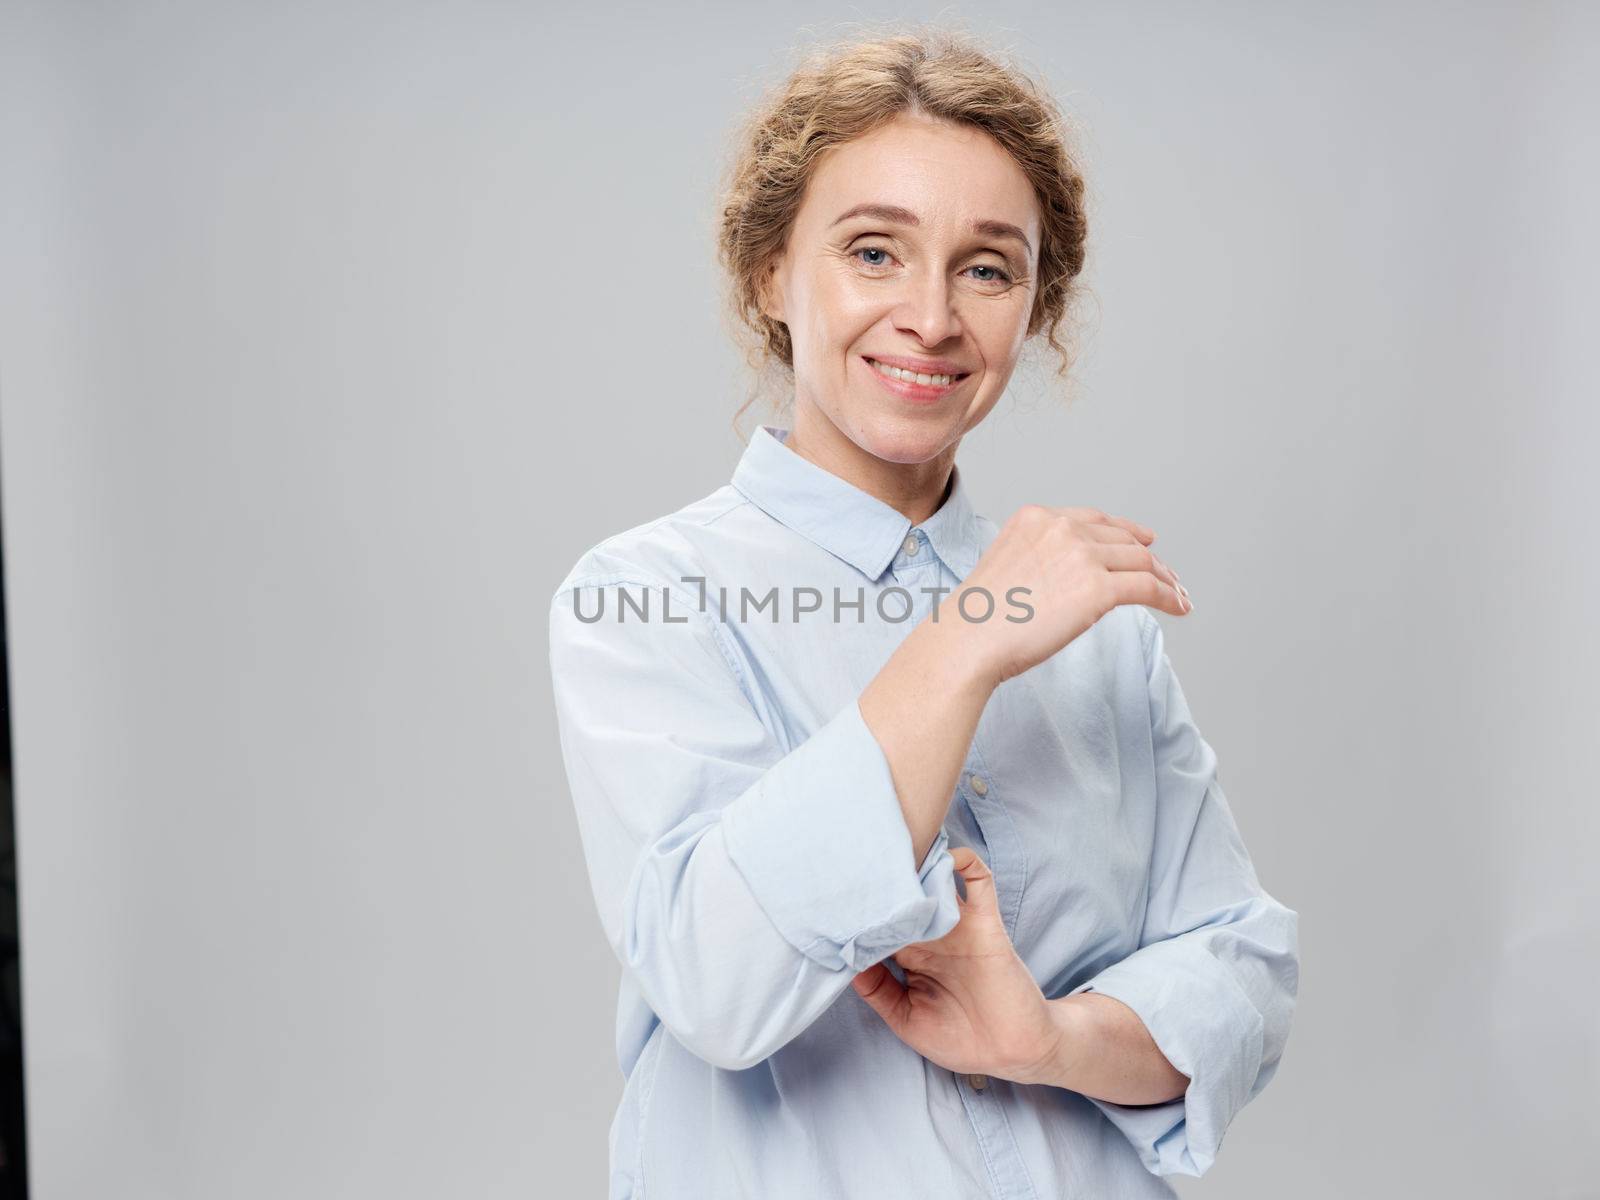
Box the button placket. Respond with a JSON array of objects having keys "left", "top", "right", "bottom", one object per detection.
[
  {"left": 953, "top": 1070, "right": 1039, "bottom": 1198},
  {"left": 961, "top": 733, "right": 1027, "bottom": 945}
]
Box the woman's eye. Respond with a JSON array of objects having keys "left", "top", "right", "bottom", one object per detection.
[
  {"left": 967, "top": 264, "right": 1013, "bottom": 284},
  {"left": 851, "top": 245, "right": 1012, "bottom": 285}
]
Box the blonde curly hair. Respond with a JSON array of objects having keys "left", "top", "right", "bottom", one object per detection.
[{"left": 715, "top": 24, "right": 1091, "bottom": 438}]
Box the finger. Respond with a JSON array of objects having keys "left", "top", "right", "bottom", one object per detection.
[
  {"left": 1092, "top": 541, "right": 1181, "bottom": 591},
  {"left": 894, "top": 943, "right": 934, "bottom": 971},
  {"left": 948, "top": 846, "right": 999, "bottom": 913},
  {"left": 851, "top": 963, "right": 911, "bottom": 1036},
  {"left": 1105, "top": 567, "right": 1191, "bottom": 616},
  {"left": 1074, "top": 523, "right": 1171, "bottom": 578},
  {"left": 1108, "top": 514, "right": 1157, "bottom": 545},
  {"left": 1059, "top": 507, "right": 1156, "bottom": 545}
]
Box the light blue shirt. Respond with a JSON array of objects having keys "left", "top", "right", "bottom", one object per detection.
[{"left": 548, "top": 424, "right": 1299, "bottom": 1198}]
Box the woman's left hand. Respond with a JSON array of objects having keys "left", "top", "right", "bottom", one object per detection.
[{"left": 851, "top": 846, "right": 1069, "bottom": 1085}]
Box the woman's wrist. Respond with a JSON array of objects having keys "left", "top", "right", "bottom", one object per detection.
[
  {"left": 1006, "top": 995, "right": 1086, "bottom": 1088},
  {"left": 1014, "top": 993, "right": 1191, "bottom": 1103},
  {"left": 916, "top": 600, "right": 1003, "bottom": 698}
]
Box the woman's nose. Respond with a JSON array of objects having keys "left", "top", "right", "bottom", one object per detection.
[{"left": 892, "top": 272, "right": 962, "bottom": 346}]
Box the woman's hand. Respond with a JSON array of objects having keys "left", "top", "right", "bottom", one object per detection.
[
  {"left": 948, "top": 505, "right": 1190, "bottom": 688},
  {"left": 850, "top": 847, "right": 1069, "bottom": 1085}
]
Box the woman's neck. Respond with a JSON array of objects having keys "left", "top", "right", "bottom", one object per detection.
[{"left": 782, "top": 405, "right": 956, "bottom": 526}]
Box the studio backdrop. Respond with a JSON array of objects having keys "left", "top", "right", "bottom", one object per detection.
[{"left": 1, "top": 3, "right": 1595, "bottom": 1198}]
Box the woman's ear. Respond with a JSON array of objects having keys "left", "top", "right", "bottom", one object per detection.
[{"left": 757, "top": 257, "right": 786, "bottom": 324}]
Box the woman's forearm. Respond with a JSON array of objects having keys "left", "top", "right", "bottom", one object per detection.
[
  {"left": 1037, "top": 992, "right": 1189, "bottom": 1104},
  {"left": 858, "top": 610, "right": 995, "bottom": 870}
]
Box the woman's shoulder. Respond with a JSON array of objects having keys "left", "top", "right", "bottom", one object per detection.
[{"left": 551, "top": 482, "right": 753, "bottom": 602}]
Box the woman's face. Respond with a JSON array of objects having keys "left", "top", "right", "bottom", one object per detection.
[{"left": 762, "top": 111, "right": 1042, "bottom": 467}]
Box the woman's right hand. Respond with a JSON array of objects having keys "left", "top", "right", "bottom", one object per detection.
[{"left": 940, "top": 504, "right": 1190, "bottom": 688}]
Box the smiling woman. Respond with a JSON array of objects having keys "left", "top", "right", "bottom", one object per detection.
[
  {"left": 718, "top": 35, "right": 1087, "bottom": 483},
  {"left": 549, "top": 23, "right": 1297, "bottom": 1200},
  {"left": 779, "top": 117, "right": 1035, "bottom": 445}
]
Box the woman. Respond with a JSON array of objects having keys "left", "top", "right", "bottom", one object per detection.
[{"left": 548, "top": 28, "right": 1299, "bottom": 1199}]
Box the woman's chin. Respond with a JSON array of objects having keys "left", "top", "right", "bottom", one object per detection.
[{"left": 845, "top": 410, "right": 964, "bottom": 465}]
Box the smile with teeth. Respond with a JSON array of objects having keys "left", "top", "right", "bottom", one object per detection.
[{"left": 866, "top": 358, "right": 967, "bottom": 387}]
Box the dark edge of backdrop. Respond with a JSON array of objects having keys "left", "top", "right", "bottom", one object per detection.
[{"left": 0, "top": 422, "right": 28, "bottom": 1197}]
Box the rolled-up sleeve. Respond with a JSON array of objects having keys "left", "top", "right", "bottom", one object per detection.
[
  {"left": 548, "top": 571, "right": 960, "bottom": 1071},
  {"left": 1066, "top": 607, "right": 1300, "bottom": 1177}
]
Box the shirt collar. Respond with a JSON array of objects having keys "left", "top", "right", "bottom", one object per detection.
[{"left": 730, "top": 424, "right": 983, "bottom": 582}]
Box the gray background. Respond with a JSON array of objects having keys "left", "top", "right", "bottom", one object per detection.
[{"left": 2, "top": 2, "right": 1596, "bottom": 1197}]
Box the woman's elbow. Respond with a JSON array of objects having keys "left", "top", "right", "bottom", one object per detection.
[{"left": 619, "top": 872, "right": 822, "bottom": 1071}]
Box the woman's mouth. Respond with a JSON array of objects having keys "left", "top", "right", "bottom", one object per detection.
[{"left": 861, "top": 356, "right": 971, "bottom": 403}]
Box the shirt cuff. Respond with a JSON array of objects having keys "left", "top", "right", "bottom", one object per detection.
[
  {"left": 1067, "top": 935, "right": 1267, "bottom": 1177},
  {"left": 720, "top": 697, "right": 960, "bottom": 973}
]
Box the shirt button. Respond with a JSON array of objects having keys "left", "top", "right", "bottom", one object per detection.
[
  {"left": 968, "top": 774, "right": 989, "bottom": 796},
  {"left": 967, "top": 1073, "right": 989, "bottom": 1090},
  {"left": 902, "top": 534, "right": 919, "bottom": 556}
]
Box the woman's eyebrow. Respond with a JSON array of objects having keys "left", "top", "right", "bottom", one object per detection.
[{"left": 830, "top": 203, "right": 1033, "bottom": 256}]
